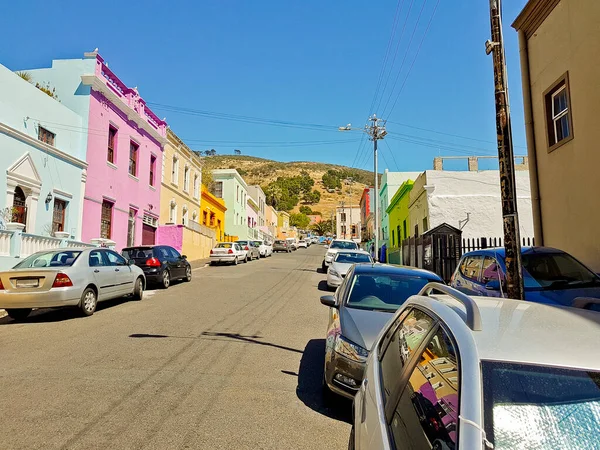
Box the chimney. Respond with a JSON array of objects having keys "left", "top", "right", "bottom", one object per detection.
[
  {"left": 468, "top": 156, "right": 479, "bottom": 171},
  {"left": 433, "top": 157, "right": 443, "bottom": 170}
]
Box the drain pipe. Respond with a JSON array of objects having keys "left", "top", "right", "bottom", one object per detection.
[{"left": 517, "top": 29, "right": 543, "bottom": 245}]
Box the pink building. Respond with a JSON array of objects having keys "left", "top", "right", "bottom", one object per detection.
[{"left": 28, "top": 51, "right": 167, "bottom": 249}]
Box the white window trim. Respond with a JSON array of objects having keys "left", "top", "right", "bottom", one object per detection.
[
  {"left": 551, "top": 85, "right": 569, "bottom": 144},
  {"left": 193, "top": 174, "right": 200, "bottom": 199},
  {"left": 183, "top": 165, "right": 190, "bottom": 193}
]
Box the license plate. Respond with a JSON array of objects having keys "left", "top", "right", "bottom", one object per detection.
[{"left": 16, "top": 279, "right": 39, "bottom": 288}]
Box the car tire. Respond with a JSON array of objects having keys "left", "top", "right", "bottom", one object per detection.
[
  {"left": 161, "top": 270, "right": 170, "bottom": 289},
  {"left": 132, "top": 277, "right": 144, "bottom": 300},
  {"left": 5, "top": 308, "right": 32, "bottom": 321},
  {"left": 79, "top": 287, "right": 97, "bottom": 316},
  {"left": 184, "top": 266, "right": 192, "bottom": 282},
  {"left": 322, "top": 261, "right": 327, "bottom": 271},
  {"left": 233, "top": 257, "right": 239, "bottom": 265},
  {"left": 348, "top": 426, "right": 355, "bottom": 450},
  {"left": 243, "top": 255, "right": 248, "bottom": 263}
]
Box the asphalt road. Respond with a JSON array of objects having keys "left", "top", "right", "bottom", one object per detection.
[{"left": 0, "top": 245, "right": 351, "bottom": 450}]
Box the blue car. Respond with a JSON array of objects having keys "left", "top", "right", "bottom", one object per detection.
[{"left": 451, "top": 247, "right": 600, "bottom": 311}]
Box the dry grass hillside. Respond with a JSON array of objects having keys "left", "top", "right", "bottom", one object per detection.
[{"left": 201, "top": 155, "right": 375, "bottom": 217}]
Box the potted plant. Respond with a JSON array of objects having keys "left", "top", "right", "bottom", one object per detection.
[{"left": 0, "top": 207, "right": 25, "bottom": 231}]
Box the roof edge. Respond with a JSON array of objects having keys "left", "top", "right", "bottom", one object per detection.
[{"left": 512, "top": 0, "right": 561, "bottom": 38}]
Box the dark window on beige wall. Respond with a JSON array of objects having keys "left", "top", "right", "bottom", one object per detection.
[{"left": 544, "top": 73, "right": 573, "bottom": 151}]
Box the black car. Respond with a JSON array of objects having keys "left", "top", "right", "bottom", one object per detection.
[{"left": 122, "top": 245, "right": 191, "bottom": 288}]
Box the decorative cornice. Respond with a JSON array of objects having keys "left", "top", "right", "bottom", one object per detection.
[
  {"left": 0, "top": 122, "right": 88, "bottom": 169},
  {"left": 512, "top": 0, "right": 561, "bottom": 38},
  {"left": 81, "top": 74, "right": 168, "bottom": 146}
]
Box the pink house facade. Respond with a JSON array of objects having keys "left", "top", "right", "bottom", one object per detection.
[{"left": 28, "top": 51, "right": 167, "bottom": 250}]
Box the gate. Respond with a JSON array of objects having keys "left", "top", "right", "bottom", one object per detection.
[{"left": 142, "top": 224, "right": 156, "bottom": 245}]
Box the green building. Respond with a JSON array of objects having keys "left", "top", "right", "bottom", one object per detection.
[{"left": 386, "top": 180, "right": 414, "bottom": 264}]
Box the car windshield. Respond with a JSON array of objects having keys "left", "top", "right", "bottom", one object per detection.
[
  {"left": 122, "top": 248, "right": 153, "bottom": 259},
  {"left": 482, "top": 361, "right": 600, "bottom": 449},
  {"left": 334, "top": 253, "right": 372, "bottom": 264},
  {"left": 13, "top": 250, "right": 82, "bottom": 268},
  {"left": 253, "top": 241, "right": 262, "bottom": 245},
  {"left": 330, "top": 241, "right": 358, "bottom": 250},
  {"left": 345, "top": 274, "right": 432, "bottom": 312},
  {"left": 522, "top": 252, "right": 600, "bottom": 290},
  {"left": 237, "top": 241, "right": 248, "bottom": 245},
  {"left": 216, "top": 243, "right": 233, "bottom": 249},
  {"left": 274, "top": 240, "right": 284, "bottom": 244}
]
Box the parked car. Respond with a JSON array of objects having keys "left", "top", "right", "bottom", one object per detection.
[
  {"left": 273, "top": 240, "right": 291, "bottom": 253},
  {"left": 209, "top": 242, "right": 246, "bottom": 265},
  {"left": 327, "top": 251, "right": 373, "bottom": 289},
  {"left": 322, "top": 239, "right": 360, "bottom": 270},
  {"left": 286, "top": 238, "right": 298, "bottom": 251},
  {"left": 349, "top": 283, "right": 600, "bottom": 449},
  {"left": 253, "top": 240, "right": 273, "bottom": 258},
  {"left": 122, "top": 245, "right": 191, "bottom": 289},
  {"left": 451, "top": 247, "right": 600, "bottom": 311},
  {"left": 236, "top": 240, "right": 260, "bottom": 261},
  {"left": 297, "top": 240, "right": 308, "bottom": 249},
  {"left": 320, "top": 264, "right": 443, "bottom": 402},
  {"left": 0, "top": 248, "right": 145, "bottom": 320}
]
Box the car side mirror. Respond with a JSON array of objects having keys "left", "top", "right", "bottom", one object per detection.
[
  {"left": 181, "top": 255, "right": 187, "bottom": 259},
  {"left": 128, "top": 259, "right": 135, "bottom": 266},
  {"left": 320, "top": 295, "right": 337, "bottom": 308},
  {"left": 485, "top": 279, "right": 501, "bottom": 290}
]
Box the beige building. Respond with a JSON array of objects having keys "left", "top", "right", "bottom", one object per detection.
[{"left": 513, "top": 0, "right": 600, "bottom": 270}]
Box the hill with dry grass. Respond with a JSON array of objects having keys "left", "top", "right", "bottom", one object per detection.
[{"left": 201, "top": 155, "right": 374, "bottom": 217}]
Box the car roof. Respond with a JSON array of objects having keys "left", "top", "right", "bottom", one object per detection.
[
  {"left": 331, "top": 239, "right": 356, "bottom": 243},
  {"left": 422, "top": 294, "right": 600, "bottom": 370},
  {"left": 352, "top": 263, "right": 442, "bottom": 280},
  {"left": 462, "top": 246, "right": 566, "bottom": 258}
]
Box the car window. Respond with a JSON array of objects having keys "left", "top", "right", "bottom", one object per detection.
[
  {"left": 482, "top": 256, "right": 504, "bottom": 283},
  {"left": 389, "top": 326, "right": 459, "bottom": 450},
  {"left": 122, "top": 248, "right": 153, "bottom": 260},
  {"left": 522, "top": 252, "right": 600, "bottom": 289},
  {"left": 334, "top": 253, "right": 373, "bottom": 264},
  {"left": 459, "top": 255, "right": 483, "bottom": 282},
  {"left": 168, "top": 247, "right": 181, "bottom": 258},
  {"left": 89, "top": 250, "right": 107, "bottom": 267},
  {"left": 379, "top": 309, "right": 436, "bottom": 405},
  {"left": 13, "top": 250, "right": 82, "bottom": 268},
  {"left": 106, "top": 250, "right": 127, "bottom": 266},
  {"left": 482, "top": 361, "right": 600, "bottom": 449},
  {"left": 156, "top": 247, "right": 170, "bottom": 259},
  {"left": 217, "top": 243, "right": 233, "bottom": 249},
  {"left": 330, "top": 241, "right": 359, "bottom": 250}
]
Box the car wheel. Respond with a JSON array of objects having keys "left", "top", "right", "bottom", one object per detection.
[
  {"left": 233, "top": 257, "right": 239, "bottom": 265},
  {"left": 79, "top": 287, "right": 97, "bottom": 316},
  {"left": 132, "top": 277, "right": 144, "bottom": 300},
  {"left": 322, "top": 261, "right": 327, "bottom": 271},
  {"left": 161, "top": 270, "right": 170, "bottom": 289},
  {"left": 243, "top": 255, "right": 248, "bottom": 263},
  {"left": 184, "top": 266, "right": 192, "bottom": 282},
  {"left": 5, "top": 308, "right": 32, "bottom": 321},
  {"left": 348, "top": 426, "right": 355, "bottom": 450}
]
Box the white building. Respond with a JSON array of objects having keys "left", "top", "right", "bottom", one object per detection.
[
  {"left": 336, "top": 206, "right": 361, "bottom": 243},
  {"left": 408, "top": 170, "right": 534, "bottom": 243}
]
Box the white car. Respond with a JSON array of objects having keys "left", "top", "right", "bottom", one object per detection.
[
  {"left": 209, "top": 242, "right": 246, "bottom": 265},
  {"left": 350, "top": 283, "right": 600, "bottom": 449},
  {"left": 286, "top": 238, "right": 297, "bottom": 251},
  {"left": 253, "top": 240, "right": 273, "bottom": 258},
  {"left": 326, "top": 251, "right": 373, "bottom": 289},
  {"left": 297, "top": 240, "right": 308, "bottom": 249},
  {"left": 322, "top": 239, "right": 360, "bottom": 270}
]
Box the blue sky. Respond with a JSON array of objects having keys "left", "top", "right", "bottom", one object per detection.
[{"left": 0, "top": 0, "right": 528, "bottom": 172}]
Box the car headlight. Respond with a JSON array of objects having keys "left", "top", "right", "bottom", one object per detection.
[
  {"left": 329, "top": 269, "right": 340, "bottom": 277},
  {"left": 334, "top": 335, "right": 368, "bottom": 362}
]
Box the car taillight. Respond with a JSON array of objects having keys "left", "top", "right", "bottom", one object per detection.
[
  {"left": 245, "top": 246, "right": 249, "bottom": 250},
  {"left": 0, "top": 278, "right": 4, "bottom": 290},
  {"left": 146, "top": 257, "right": 161, "bottom": 267},
  {"left": 210, "top": 249, "right": 214, "bottom": 254},
  {"left": 228, "top": 249, "right": 234, "bottom": 254},
  {"left": 53, "top": 273, "right": 73, "bottom": 288}
]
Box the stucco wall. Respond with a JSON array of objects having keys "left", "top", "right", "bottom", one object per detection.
[
  {"left": 213, "top": 170, "right": 248, "bottom": 239},
  {"left": 156, "top": 225, "right": 183, "bottom": 251},
  {"left": 525, "top": 0, "right": 600, "bottom": 269}
]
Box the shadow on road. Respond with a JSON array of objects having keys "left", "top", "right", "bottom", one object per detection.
[
  {"left": 296, "top": 339, "right": 352, "bottom": 423},
  {"left": 318, "top": 280, "right": 333, "bottom": 292}
]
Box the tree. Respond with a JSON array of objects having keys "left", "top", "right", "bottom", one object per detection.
[
  {"left": 299, "top": 206, "right": 312, "bottom": 215},
  {"left": 303, "top": 189, "right": 321, "bottom": 204},
  {"left": 234, "top": 149, "right": 241, "bottom": 155},
  {"left": 322, "top": 170, "right": 342, "bottom": 190},
  {"left": 209, "top": 149, "right": 217, "bottom": 156},
  {"left": 312, "top": 219, "right": 334, "bottom": 235},
  {"left": 290, "top": 213, "right": 310, "bottom": 229},
  {"left": 204, "top": 150, "right": 212, "bottom": 156}
]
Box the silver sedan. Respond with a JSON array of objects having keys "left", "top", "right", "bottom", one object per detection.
[{"left": 0, "top": 247, "right": 145, "bottom": 320}]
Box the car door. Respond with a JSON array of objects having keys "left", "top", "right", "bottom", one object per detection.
[
  {"left": 105, "top": 249, "right": 134, "bottom": 296},
  {"left": 480, "top": 256, "right": 505, "bottom": 297},
  {"left": 155, "top": 246, "right": 174, "bottom": 276},
  {"left": 89, "top": 250, "right": 117, "bottom": 300},
  {"left": 168, "top": 246, "right": 186, "bottom": 278},
  {"left": 453, "top": 255, "right": 484, "bottom": 295}
]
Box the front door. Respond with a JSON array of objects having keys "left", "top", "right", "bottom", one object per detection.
[
  {"left": 105, "top": 250, "right": 133, "bottom": 296},
  {"left": 89, "top": 250, "right": 116, "bottom": 299},
  {"left": 142, "top": 224, "right": 156, "bottom": 245}
]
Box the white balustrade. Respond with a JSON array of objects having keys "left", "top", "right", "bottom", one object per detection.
[
  {"left": 0, "top": 230, "right": 12, "bottom": 256},
  {"left": 20, "top": 234, "right": 62, "bottom": 257}
]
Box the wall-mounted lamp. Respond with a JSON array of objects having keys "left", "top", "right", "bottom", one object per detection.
[{"left": 45, "top": 192, "right": 53, "bottom": 204}]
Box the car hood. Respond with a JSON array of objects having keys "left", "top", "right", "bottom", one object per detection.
[
  {"left": 525, "top": 286, "right": 600, "bottom": 311},
  {"left": 339, "top": 306, "right": 396, "bottom": 351},
  {"left": 331, "top": 262, "right": 353, "bottom": 275}
]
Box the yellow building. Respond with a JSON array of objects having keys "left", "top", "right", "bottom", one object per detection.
[
  {"left": 266, "top": 205, "right": 278, "bottom": 242},
  {"left": 201, "top": 185, "right": 227, "bottom": 242},
  {"left": 277, "top": 211, "right": 290, "bottom": 239}
]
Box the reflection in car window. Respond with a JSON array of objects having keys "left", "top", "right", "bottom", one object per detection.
[
  {"left": 334, "top": 253, "right": 373, "bottom": 264},
  {"left": 460, "top": 255, "right": 483, "bottom": 281},
  {"left": 390, "top": 327, "right": 459, "bottom": 450},
  {"left": 89, "top": 250, "right": 106, "bottom": 267},
  {"left": 379, "top": 309, "right": 435, "bottom": 404},
  {"left": 521, "top": 252, "right": 600, "bottom": 289},
  {"left": 122, "top": 248, "right": 153, "bottom": 260},
  {"left": 482, "top": 256, "right": 503, "bottom": 283},
  {"left": 346, "top": 274, "right": 433, "bottom": 312},
  {"left": 330, "top": 241, "right": 359, "bottom": 250},
  {"left": 482, "top": 361, "right": 600, "bottom": 449},
  {"left": 106, "top": 250, "right": 127, "bottom": 266},
  {"left": 14, "top": 250, "right": 82, "bottom": 268},
  {"left": 217, "top": 243, "right": 233, "bottom": 249}
]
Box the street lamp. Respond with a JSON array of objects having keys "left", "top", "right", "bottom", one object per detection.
[{"left": 339, "top": 115, "right": 387, "bottom": 261}]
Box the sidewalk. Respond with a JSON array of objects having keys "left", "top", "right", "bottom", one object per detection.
[{"left": 190, "top": 258, "right": 211, "bottom": 270}]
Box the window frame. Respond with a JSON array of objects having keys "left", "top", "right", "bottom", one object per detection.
[
  {"left": 193, "top": 174, "right": 199, "bottom": 199},
  {"left": 52, "top": 198, "right": 67, "bottom": 233},
  {"left": 183, "top": 165, "right": 190, "bottom": 192},
  {"left": 100, "top": 200, "right": 113, "bottom": 239},
  {"left": 171, "top": 156, "right": 179, "bottom": 185},
  {"left": 38, "top": 126, "right": 55, "bottom": 146},
  {"left": 107, "top": 126, "right": 117, "bottom": 164},
  {"left": 544, "top": 72, "right": 574, "bottom": 152},
  {"left": 149, "top": 155, "right": 156, "bottom": 187},
  {"left": 128, "top": 140, "right": 139, "bottom": 177}
]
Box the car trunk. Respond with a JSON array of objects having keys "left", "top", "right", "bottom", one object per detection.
[
  {"left": 122, "top": 247, "right": 155, "bottom": 268},
  {"left": 0, "top": 269, "right": 63, "bottom": 293}
]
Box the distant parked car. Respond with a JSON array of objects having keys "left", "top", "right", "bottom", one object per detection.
[
  {"left": 122, "top": 245, "right": 191, "bottom": 289},
  {"left": 322, "top": 239, "right": 359, "bottom": 270},
  {"left": 297, "top": 240, "right": 308, "bottom": 249},
  {"left": 209, "top": 242, "right": 246, "bottom": 265},
  {"left": 320, "top": 263, "right": 442, "bottom": 402},
  {"left": 451, "top": 247, "right": 600, "bottom": 311},
  {"left": 327, "top": 251, "right": 373, "bottom": 289},
  {"left": 253, "top": 240, "right": 273, "bottom": 258},
  {"left": 273, "top": 240, "right": 291, "bottom": 253},
  {"left": 236, "top": 240, "right": 260, "bottom": 261},
  {"left": 286, "top": 238, "right": 298, "bottom": 251},
  {"left": 0, "top": 248, "right": 145, "bottom": 320},
  {"left": 350, "top": 284, "right": 600, "bottom": 450}
]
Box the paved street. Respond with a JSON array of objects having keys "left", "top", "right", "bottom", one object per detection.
[{"left": 0, "top": 246, "right": 351, "bottom": 450}]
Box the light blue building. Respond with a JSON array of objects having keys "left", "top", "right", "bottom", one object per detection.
[
  {"left": 0, "top": 64, "right": 88, "bottom": 268},
  {"left": 211, "top": 169, "right": 250, "bottom": 240}
]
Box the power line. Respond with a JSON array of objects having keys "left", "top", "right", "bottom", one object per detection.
[{"left": 383, "top": 139, "right": 401, "bottom": 171}]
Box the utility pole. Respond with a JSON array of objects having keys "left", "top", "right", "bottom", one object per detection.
[
  {"left": 486, "top": 0, "right": 524, "bottom": 299},
  {"left": 347, "top": 178, "right": 353, "bottom": 241},
  {"left": 367, "top": 115, "right": 387, "bottom": 262}
]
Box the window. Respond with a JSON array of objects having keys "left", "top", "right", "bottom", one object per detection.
[
  {"left": 459, "top": 255, "right": 483, "bottom": 281},
  {"left": 105, "top": 250, "right": 126, "bottom": 266},
  {"left": 172, "top": 157, "right": 179, "bottom": 184},
  {"left": 423, "top": 217, "right": 428, "bottom": 233},
  {"left": 149, "top": 155, "right": 156, "bottom": 186},
  {"left": 403, "top": 220, "right": 407, "bottom": 240},
  {"left": 182, "top": 208, "right": 188, "bottom": 226},
  {"left": 397, "top": 225, "right": 401, "bottom": 243},
  {"left": 347, "top": 275, "right": 433, "bottom": 312},
  {"left": 340, "top": 213, "right": 347, "bottom": 222},
  {"left": 482, "top": 256, "right": 504, "bottom": 284},
  {"left": 210, "top": 213, "right": 215, "bottom": 227},
  {"left": 544, "top": 73, "right": 573, "bottom": 150},
  {"left": 52, "top": 199, "right": 67, "bottom": 233},
  {"left": 14, "top": 250, "right": 81, "bottom": 269},
  {"left": 521, "top": 251, "right": 599, "bottom": 290},
  {"left": 100, "top": 201, "right": 113, "bottom": 239},
  {"left": 213, "top": 181, "right": 223, "bottom": 198},
  {"left": 129, "top": 141, "right": 138, "bottom": 176},
  {"left": 169, "top": 247, "right": 182, "bottom": 259},
  {"left": 237, "top": 186, "right": 239, "bottom": 202},
  {"left": 193, "top": 174, "right": 199, "bottom": 198},
  {"left": 89, "top": 250, "right": 107, "bottom": 267},
  {"left": 107, "top": 126, "right": 117, "bottom": 163},
  {"left": 184, "top": 166, "right": 190, "bottom": 192},
  {"left": 392, "top": 230, "right": 395, "bottom": 246},
  {"left": 38, "top": 126, "right": 55, "bottom": 146},
  {"left": 203, "top": 211, "right": 208, "bottom": 225},
  {"left": 169, "top": 203, "right": 177, "bottom": 223},
  {"left": 127, "top": 208, "right": 136, "bottom": 247},
  {"left": 389, "top": 327, "right": 459, "bottom": 450}
]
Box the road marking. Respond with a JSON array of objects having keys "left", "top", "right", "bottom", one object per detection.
[{"left": 192, "top": 263, "right": 209, "bottom": 272}]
